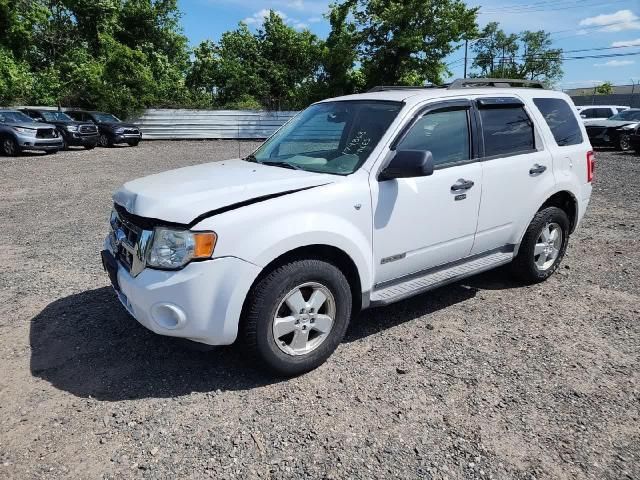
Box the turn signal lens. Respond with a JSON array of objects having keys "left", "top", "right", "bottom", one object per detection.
[{"left": 193, "top": 232, "right": 217, "bottom": 258}]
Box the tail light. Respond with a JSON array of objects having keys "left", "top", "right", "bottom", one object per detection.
[{"left": 587, "top": 151, "right": 595, "bottom": 183}]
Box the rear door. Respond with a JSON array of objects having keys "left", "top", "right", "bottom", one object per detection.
[{"left": 471, "top": 97, "right": 556, "bottom": 254}]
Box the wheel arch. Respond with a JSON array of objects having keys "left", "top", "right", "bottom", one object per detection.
[
  {"left": 243, "top": 244, "right": 365, "bottom": 317},
  {"left": 539, "top": 190, "right": 578, "bottom": 233}
]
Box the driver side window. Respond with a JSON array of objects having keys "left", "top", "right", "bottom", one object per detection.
[{"left": 396, "top": 108, "right": 471, "bottom": 167}]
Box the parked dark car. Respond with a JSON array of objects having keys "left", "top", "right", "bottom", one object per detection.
[
  {"left": 65, "top": 110, "right": 142, "bottom": 147},
  {"left": 20, "top": 109, "right": 98, "bottom": 150},
  {"left": 0, "top": 109, "right": 63, "bottom": 156},
  {"left": 630, "top": 125, "right": 640, "bottom": 154},
  {"left": 584, "top": 108, "right": 640, "bottom": 151}
]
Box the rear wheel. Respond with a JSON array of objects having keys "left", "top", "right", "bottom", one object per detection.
[
  {"left": 241, "top": 259, "right": 352, "bottom": 376},
  {"left": 511, "top": 206, "right": 570, "bottom": 284},
  {"left": 1, "top": 136, "right": 20, "bottom": 156}
]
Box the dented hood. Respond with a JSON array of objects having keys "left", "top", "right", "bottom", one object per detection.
[{"left": 113, "top": 159, "right": 334, "bottom": 225}]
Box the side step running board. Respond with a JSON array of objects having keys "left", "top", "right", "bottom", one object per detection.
[{"left": 370, "top": 250, "right": 513, "bottom": 306}]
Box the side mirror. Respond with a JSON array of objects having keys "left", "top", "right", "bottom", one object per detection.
[{"left": 379, "top": 150, "right": 434, "bottom": 181}]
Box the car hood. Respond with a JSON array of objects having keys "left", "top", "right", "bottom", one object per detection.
[
  {"left": 100, "top": 122, "right": 138, "bottom": 129},
  {"left": 2, "top": 121, "right": 57, "bottom": 129},
  {"left": 113, "top": 159, "right": 335, "bottom": 225},
  {"left": 584, "top": 119, "right": 639, "bottom": 128}
]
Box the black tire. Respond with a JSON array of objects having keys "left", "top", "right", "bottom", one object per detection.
[
  {"left": 98, "top": 133, "right": 113, "bottom": 148},
  {"left": 616, "top": 134, "right": 631, "bottom": 151},
  {"left": 84, "top": 144, "right": 96, "bottom": 150},
  {"left": 128, "top": 139, "right": 140, "bottom": 147},
  {"left": 1, "top": 136, "right": 20, "bottom": 156},
  {"left": 511, "top": 206, "right": 570, "bottom": 284},
  {"left": 241, "top": 259, "right": 352, "bottom": 376}
]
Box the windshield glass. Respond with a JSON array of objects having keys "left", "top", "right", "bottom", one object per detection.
[
  {"left": 92, "top": 112, "right": 121, "bottom": 123},
  {"left": 250, "top": 100, "right": 403, "bottom": 175},
  {"left": 41, "top": 111, "right": 74, "bottom": 122},
  {"left": 0, "top": 111, "right": 35, "bottom": 123},
  {"left": 609, "top": 110, "right": 640, "bottom": 121}
]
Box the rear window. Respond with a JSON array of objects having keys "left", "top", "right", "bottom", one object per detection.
[
  {"left": 533, "top": 98, "right": 583, "bottom": 147},
  {"left": 479, "top": 106, "right": 535, "bottom": 157}
]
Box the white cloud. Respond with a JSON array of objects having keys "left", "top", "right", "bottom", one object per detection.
[
  {"left": 594, "top": 60, "right": 635, "bottom": 67},
  {"left": 307, "top": 16, "right": 323, "bottom": 23},
  {"left": 612, "top": 38, "right": 640, "bottom": 47},
  {"left": 293, "top": 21, "right": 308, "bottom": 29},
  {"left": 579, "top": 10, "right": 640, "bottom": 32},
  {"left": 243, "top": 9, "right": 287, "bottom": 24}
]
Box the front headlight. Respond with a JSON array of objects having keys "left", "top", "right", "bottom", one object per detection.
[
  {"left": 66, "top": 125, "right": 78, "bottom": 132},
  {"left": 619, "top": 123, "right": 639, "bottom": 131},
  {"left": 13, "top": 127, "right": 36, "bottom": 136},
  {"left": 114, "top": 127, "right": 125, "bottom": 134},
  {"left": 147, "top": 227, "right": 217, "bottom": 269}
]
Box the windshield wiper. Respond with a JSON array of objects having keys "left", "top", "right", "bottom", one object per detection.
[
  {"left": 244, "top": 153, "right": 257, "bottom": 162},
  {"left": 260, "top": 160, "right": 303, "bottom": 170}
]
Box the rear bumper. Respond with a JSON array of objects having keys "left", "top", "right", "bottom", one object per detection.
[{"left": 101, "top": 243, "right": 260, "bottom": 345}]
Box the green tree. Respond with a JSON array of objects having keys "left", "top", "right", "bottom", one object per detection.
[
  {"left": 334, "top": 0, "right": 478, "bottom": 88},
  {"left": 471, "top": 23, "right": 563, "bottom": 84},
  {"left": 595, "top": 82, "right": 613, "bottom": 95}
]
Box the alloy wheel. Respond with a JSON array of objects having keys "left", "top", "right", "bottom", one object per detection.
[
  {"left": 272, "top": 282, "right": 336, "bottom": 356},
  {"left": 533, "top": 222, "right": 563, "bottom": 271},
  {"left": 3, "top": 138, "right": 16, "bottom": 155}
]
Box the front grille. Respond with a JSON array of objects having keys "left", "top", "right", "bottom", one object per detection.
[
  {"left": 36, "top": 128, "right": 57, "bottom": 139},
  {"left": 110, "top": 209, "right": 143, "bottom": 273},
  {"left": 79, "top": 124, "right": 98, "bottom": 135},
  {"left": 124, "top": 128, "right": 140, "bottom": 135},
  {"left": 586, "top": 126, "right": 607, "bottom": 137}
]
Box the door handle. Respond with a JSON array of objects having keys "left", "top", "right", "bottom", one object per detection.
[
  {"left": 529, "top": 164, "right": 547, "bottom": 175},
  {"left": 451, "top": 179, "right": 475, "bottom": 192}
]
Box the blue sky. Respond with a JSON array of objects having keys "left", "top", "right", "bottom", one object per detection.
[{"left": 179, "top": 0, "right": 640, "bottom": 89}]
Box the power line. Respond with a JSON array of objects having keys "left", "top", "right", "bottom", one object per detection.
[{"left": 480, "top": 0, "right": 626, "bottom": 14}]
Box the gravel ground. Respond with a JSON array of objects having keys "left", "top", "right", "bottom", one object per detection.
[{"left": 0, "top": 141, "right": 638, "bottom": 480}]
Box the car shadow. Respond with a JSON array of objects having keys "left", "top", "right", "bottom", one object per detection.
[{"left": 29, "top": 270, "right": 522, "bottom": 401}]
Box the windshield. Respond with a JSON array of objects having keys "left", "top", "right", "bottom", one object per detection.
[
  {"left": 0, "top": 111, "right": 35, "bottom": 123},
  {"left": 609, "top": 110, "right": 640, "bottom": 121},
  {"left": 41, "top": 111, "right": 74, "bottom": 122},
  {"left": 250, "top": 100, "right": 403, "bottom": 175},
  {"left": 92, "top": 112, "right": 121, "bottom": 123}
]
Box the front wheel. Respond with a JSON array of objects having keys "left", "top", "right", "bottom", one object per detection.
[
  {"left": 617, "top": 134, "right": 631, "bottom": 151},
  {"left": 511, "top": 206, "right": 570, "bottom": 284},
  {"left": 127, "top": 139, "right": 140, "bottom": 147},
  {"left": 241, "top": 259, "right": 352, "bottom": 376},
  {"left": 98, "top": 133, "right": 113, "bottom": 148},
  {"left": 1, "top": 136, "right": 20, "bottom": 156}
]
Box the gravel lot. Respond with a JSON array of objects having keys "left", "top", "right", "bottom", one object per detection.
[{"left": 0, "top": 141, "right": 638, "bottom": 480}]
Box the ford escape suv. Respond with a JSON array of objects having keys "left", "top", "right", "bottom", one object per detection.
[{"left": 102, "top": 79, "right": 593, "bottom": 376}]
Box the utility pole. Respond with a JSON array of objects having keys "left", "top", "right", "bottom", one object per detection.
[{"left": 463, "top": 39, "right": 468, "bottom": 78}]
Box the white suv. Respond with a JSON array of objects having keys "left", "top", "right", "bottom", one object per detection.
[{"left": 102, "top": 79, "right": 593, "bottom": 375}]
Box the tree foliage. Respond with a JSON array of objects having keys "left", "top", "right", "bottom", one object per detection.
[
  {"left": 595, "top": 82, "right": 613, "bottom": 95},
  {"left": 471, "top": 22, "right": 562, "bottom": 84},
  {"left": 0, "top": 1, "right": 565, "bottom": 115}
]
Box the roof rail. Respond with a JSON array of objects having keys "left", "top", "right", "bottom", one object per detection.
[
  {"left": 448, "top": 78, "right": 545, "bottom": 89},
  {"left": 367, "top": 84, "right": 447, "bottom": 93}
]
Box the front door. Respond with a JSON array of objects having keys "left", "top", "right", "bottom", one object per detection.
[{"left": 371, "top": 101, "right": 482, "bottom": 284}]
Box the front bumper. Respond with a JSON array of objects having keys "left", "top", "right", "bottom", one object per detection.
[
  {"left": 113, "top": 133, "right": 142, "bottom": 144},
  {"left": 101, "top": 244, "right": 261, "bottom": 345},
  {"left": 66, "top": 133, "right": 98, "bottom": 147},
  {"left": 16, "top": 135, "right": 63, "bottom": 151},
  {"left": 629, "top": 133, "right": 640, "bottom": 150}
]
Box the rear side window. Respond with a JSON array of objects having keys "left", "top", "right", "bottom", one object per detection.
[
  {"left": 533, "top": 98, "right": 583, "bottom": 147},
  {"left": 479, "top": 106, "right": 534, "bottom": 157}
]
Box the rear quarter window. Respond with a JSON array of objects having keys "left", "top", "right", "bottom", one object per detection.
[{"left": 533, "top": 98, "right": 583, "bottom": 147}]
